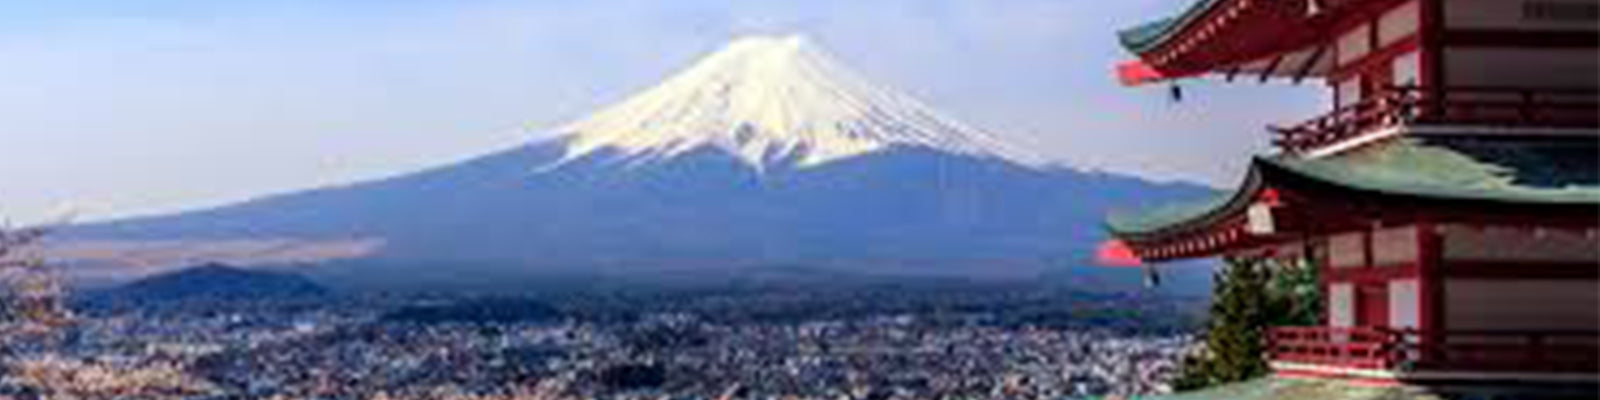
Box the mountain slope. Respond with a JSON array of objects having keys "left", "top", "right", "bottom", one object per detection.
[
  {"left": 77, "top": 144, "right": 1201, "bottom": 267},
  {"left": 92, "top": 263, "right": 327, "bottom": 304},
  {"left": 63, "top": 35, "right": 1213, "bottom": 287}
]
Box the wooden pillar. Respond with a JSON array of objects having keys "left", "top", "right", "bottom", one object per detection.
[
  {"left": 1419, "top": 0, "right": 1446, "bottom": 110},
  {"left": 1315, "top": 238, "right": 1331, "bottom": 328},
  {"left": 1414, "top": 220, "right": 1443, "bottom": 366},
  {"left": 1362, "top": 226, "right": 1375, "bottom": 269}
]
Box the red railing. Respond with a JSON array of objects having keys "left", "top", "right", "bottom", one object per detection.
[
  {"left": 1270, "top": 86, "right": 1600, "bottom": 153},
  {"left": 1267, "top": 327, "right": 1600, "bottom": 374},
  {"left": 1268, "top": 326, "right": 1403, "bottom": 369}
]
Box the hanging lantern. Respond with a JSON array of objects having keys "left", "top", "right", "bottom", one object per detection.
[{"left": 1143, "top": 265, "right": 1163, "bottom": 288}]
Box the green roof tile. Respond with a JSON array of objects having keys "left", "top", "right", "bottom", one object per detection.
[
  {"left": 1117, "top": 0, "right": 1225, "bottom": 54},
  {"left": 1106, "top": 193, "right": 1232, "bottom": 235},
  {"left": 1107, "top": 137, "right": 1600, "bottom": 236},
  {"left": 1269, "top": 137, "right": 1600, "bottom": 204}
]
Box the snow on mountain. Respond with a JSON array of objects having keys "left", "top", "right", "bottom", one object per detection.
[
  {"left": 556, "top": 35, "right": 1033, "bottom": 170},
  {"left": 61, "top": 35, "right": 1213, "bottom": 291}
]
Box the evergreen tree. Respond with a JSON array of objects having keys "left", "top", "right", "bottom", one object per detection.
[
  {"left": 1173, "top": 253, "right": 1327, "bottom": 390},
  {"left": 1266, "top": 256, "right": 1322, "bottom": 327},
  {"left": 1206, "top": 256, "right": 1271, "bottom": 382}
]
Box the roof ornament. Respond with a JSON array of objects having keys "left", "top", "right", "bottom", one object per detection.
[{"left": 1143, "top": 265, "right": 1162, "bottom": 288}]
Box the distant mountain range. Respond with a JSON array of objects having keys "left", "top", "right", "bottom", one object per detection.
[
  {"left": 61, "top": 35, "right": 1212, "bottom": 292},
  {"left": 87, "top": 263, "right": 327, "bottom": 305}
]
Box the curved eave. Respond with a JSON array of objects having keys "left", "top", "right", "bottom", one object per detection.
[
  {"left": 1262, "top": 157, "right": 1600, "bottom": 206},
  {"left": 1103, "top": 161, "right": 1272, "bottom": 263},
  {"left": 1104, "top": 154, "right": 1600, "bottom": 263},
  {"left": 1116, "top": 0, "right": 1399, "bottom": 84},
  {"left": 1117, "top": 0, "right": 1226, "bottom": 54},
  {"left": 1107, "top": 164, "right": 1266, "bottom": 240},
  {"left": 1112, "top": 153, "right": 1600, "bottom": 242}
]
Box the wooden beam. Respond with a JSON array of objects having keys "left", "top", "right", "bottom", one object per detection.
[
  {"left": 1442, "top": 29, "right": 1600, "bottom": 49},
  {"left": 1293, "top": 45, "right": 1330, "bottom": 84},
  {"left": 1324, "top": 263, "right": 1421, "bottom": 283},
  {"left": 1444, "top": 261, "right": 1600, "bottom": 280},
  {"left": 1259, "top": 54, "right": 1286, "bottom": 83}
]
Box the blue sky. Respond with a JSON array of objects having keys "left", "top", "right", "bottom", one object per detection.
[{"left": 1, "top": 0, "right": 1325, "bottom": 224}]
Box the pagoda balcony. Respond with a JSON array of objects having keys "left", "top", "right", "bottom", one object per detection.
[
  {"left": 1267, "top": 326, "right": 1600, "bottom": 382},
  {"left": 1270, "top": 86, "right": 1600, "bottom": 155}
]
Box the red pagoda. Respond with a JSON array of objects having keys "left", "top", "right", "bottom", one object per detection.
[{"left": 1102, "top": 0, "right": 1599, "bottom": 385}]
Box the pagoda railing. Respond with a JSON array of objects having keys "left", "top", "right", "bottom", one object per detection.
[
  {"left": 1267, "top": 326, "right": 1600, "bottom": 374},
  {"left": 1267, "top": 326, "right": 1404, "bottom": 370},
  {"left": 1270, "top": 86, "right": 1600, "bottom": 154}
]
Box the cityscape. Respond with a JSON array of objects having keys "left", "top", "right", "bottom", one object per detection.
[{"left": 3, "top": 284, "right": 1201, "bottom": 399}]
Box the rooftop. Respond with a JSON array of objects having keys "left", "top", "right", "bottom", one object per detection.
[
  {"left": 1108, "top": 136, "right": 1600, "bottom": 237},
  {"left": 1115, "top": 0, "right": 1225, "bottom": 54}
]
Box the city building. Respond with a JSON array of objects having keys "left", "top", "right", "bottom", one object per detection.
[{"left": 1100, "top": 0, "right": 1599, "bottom": 386}]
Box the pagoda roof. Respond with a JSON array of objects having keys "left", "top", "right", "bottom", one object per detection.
[
  {"left": 1114, "top": 0, "right": 1403, "bottom": 86},
  {"left": 1116, "top": 0, "right": 1226, "bottom": 55},
  {"left": 1265, "top": 137, "right": 1600, "bottom": 205},
  {"left": 1104, "top": 137, "right": 1600, "bottom": 262}
]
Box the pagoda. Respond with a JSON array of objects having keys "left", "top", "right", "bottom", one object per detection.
[{"left": 1101, "top": 0, "right": 1599, "bottom": 385}]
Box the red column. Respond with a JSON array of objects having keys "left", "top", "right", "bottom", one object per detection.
[
  {"left": 1414, "top": 220, "right": 1442, "bottom": 368},
  {"left": 1419, "top": 0, "right": 1446, "bottom": 113}
]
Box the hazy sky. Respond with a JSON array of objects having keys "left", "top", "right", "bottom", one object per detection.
[{"left": 2, "top": 0, "right": 1325, "bottom": 224}]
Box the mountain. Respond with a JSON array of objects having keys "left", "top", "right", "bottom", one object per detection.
[
  {"left": 92, "top": 263, "right": 328, "bottom": 304},
  {"left": 555, "top": 35, "right": 1027, "bottom": 169},
  {"left": 64, "top": 35, "right": 1210, "bottom": 290}
]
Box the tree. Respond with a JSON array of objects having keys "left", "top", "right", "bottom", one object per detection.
[
  {"left": 0, "top": 225, "right": 69, "bottom": 345},
  {"left": 1173, "top": 253, "right": 1326, "bottom": 390},
  {"left": 1205, "top": 256, "right": 1272, "bottom": 382},
  {"left": 1265, "top": 256, "right": 1322, "bottom": 328}
]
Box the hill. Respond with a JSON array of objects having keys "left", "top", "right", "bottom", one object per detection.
[{"left": 92, "top": 263, "right": 328, "bottom": 305}]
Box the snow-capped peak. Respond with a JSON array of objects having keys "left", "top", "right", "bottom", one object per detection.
[{"left": 554, "top": 34, "right": 1031, "bottom": 169}]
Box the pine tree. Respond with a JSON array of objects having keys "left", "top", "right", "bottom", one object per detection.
[
  {"left": 1172, "top": 256, "right": 1274, "bottom": 388},
  {"left": 1266, "top": 256, "right": 1322, "bottom": 327},
  {"left": 1207, "top": 256, "right": 1271, "bottom": 382}
]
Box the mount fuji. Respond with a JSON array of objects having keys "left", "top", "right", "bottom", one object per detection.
[{"left": 65, "top": 36, "right": 1208, "bottom": 290}]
